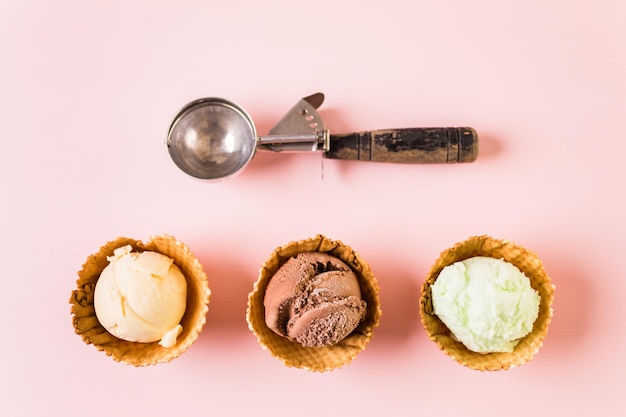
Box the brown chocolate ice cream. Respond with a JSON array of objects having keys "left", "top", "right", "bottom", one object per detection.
[{"left": 263, "top": 252, "right": 367, "bottom": 347}]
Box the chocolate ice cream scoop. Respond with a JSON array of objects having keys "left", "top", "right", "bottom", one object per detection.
[{"left": 264, "top": 252, "right": 367, "bottom": 347}]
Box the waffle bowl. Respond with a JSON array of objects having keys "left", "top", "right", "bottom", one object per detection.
[
  {"left": 419, "top": 235, "right": 554, "bottom": 371},
  {"left": 70, "top": 235, "right": 210, "bottom": 366},
  {"left": 247, "top": 234, "right": 382, "bottom": 372}
]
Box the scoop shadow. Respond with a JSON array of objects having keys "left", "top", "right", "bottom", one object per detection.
[{"left": 473, "top": 131, "right": 503, "bottom": 161}]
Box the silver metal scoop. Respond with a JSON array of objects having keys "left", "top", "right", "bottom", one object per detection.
[{"left": 167, "top": 93, "right": 478, "bottom": 180}]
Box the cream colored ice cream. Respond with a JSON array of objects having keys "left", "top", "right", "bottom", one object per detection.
[
  {"left": 431, "top": 256, "right": 540, "bottom": 353},
  {"left": 93, "top": 245, "right": 187, "bottom": 348}
]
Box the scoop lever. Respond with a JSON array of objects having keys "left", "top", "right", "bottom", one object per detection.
[{"left": 258, "top": 93, "right": 329, "bottom": 152}]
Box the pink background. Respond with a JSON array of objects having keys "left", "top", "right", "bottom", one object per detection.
[{"left": 2, "top": 1, "right": 625, "bottom": 416}]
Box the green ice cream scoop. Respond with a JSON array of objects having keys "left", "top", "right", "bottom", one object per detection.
[{"left": 431, "top": 256, "right": 540, "bottom": 353}]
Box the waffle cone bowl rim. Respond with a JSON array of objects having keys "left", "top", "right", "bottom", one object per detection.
[
  {"left": 419, "top": 235, "right": 555, "bottom": 371},
  {"left": 246, "top": 234, "right": 382, "bottom": 372},
  {"left": 69, "top": 235, "right": 211, "bottom": 366}
]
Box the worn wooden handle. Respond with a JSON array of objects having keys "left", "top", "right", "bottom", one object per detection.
[{"left": 325, "top": 127, "right": 478, "bottom": 164}]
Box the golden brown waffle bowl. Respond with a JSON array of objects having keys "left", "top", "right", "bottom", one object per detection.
[
  {"left": 70, "top": 235, "right": 210, "bottom": 366},
  {"left": 247, "top": 234, "right": 382, "bottom": 372},
  {"left": 419, "top": 235, "right": 554, "bottom": 371}
]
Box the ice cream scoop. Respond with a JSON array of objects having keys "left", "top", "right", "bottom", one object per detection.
[
  {"left": 166, "top": 93, "right": 479, "bottom": 180},
  {"left": 431, "top": 256, "right": 540, "bottom": 353},
  {"left": 264, "top": 252, "right": 367, "bottom": 347},
  {"left": 93, "top": 245, "right": 187, "bottom": 348}
]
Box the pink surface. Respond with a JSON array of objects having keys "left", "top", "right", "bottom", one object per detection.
[{"left": 2, "top": 1, "right": 625, "bottom": 415}]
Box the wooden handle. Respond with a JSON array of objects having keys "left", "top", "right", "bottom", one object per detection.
[{"left": 326, "top": 127, "right": 478, "bottom": 164}]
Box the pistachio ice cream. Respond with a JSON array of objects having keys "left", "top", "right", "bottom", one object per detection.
[{"left": 431, "top": 256, "right": 540, "bottom": 353}]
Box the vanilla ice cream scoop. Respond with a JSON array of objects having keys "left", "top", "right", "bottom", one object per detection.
[
  {"left": 431, "top": 256, "right": 540, "bottom": 353},
  {"left": 94, "top": 245, "right": 187, "bottom": 348}
]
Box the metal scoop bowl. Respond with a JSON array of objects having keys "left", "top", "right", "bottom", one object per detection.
[{"left": 167, "top": 93, "right": 478, "bottom": 180}]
